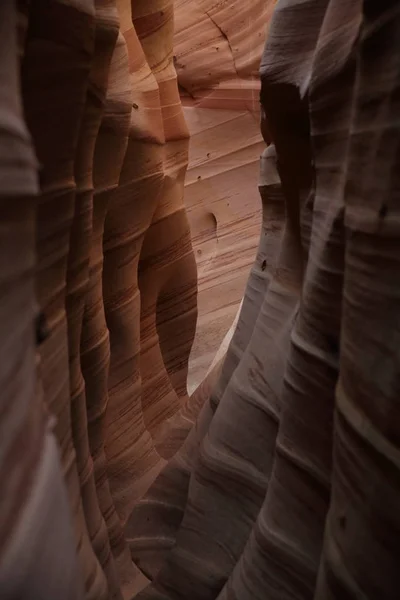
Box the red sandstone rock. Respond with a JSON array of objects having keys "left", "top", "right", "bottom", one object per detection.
[
  {"left": 174, "top": 0, "right": 277, "bottom": 389},
  {"left": 0, "top": 5, "right": 82, "bottom": 597},
  {"left": 68, "top": 2, "right": 122, "bottom": 597},
  {"left": 21, "top": 3, "right": 111, "bottom": 598},
  {"left": 1, "top": 2, "right": 400, "bottom": 600}
]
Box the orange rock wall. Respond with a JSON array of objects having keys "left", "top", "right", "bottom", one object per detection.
[
  {"left": 184, "top": 106, "right": 264, "bottom": 390},
  {"left": 173, "top": 0, "right": 276, "bottom": 389}
]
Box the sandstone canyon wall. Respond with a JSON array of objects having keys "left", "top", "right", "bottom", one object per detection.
[
  {"left": 175, "top": 0, "right": 276, "bottom": 390},
  {"left": 1, "top": 1, "right": 400, "bottom": 600},
  {"left": 1, "top": 0, "right": 198, "bottom": 598},
  {"left": 130, "top": 3, "right": 400, "bottom": 600}
]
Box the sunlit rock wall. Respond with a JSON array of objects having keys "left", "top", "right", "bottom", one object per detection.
[{"left": 173, "top": 0, "right": 276, "bottom": 389}]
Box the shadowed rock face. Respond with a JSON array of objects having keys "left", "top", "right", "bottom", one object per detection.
[
  {"left": 0, "top": 5, "right": 82, "bottom": 598},
  {"left": 1, "top": 1, "right": 400, "bottom": 600},
  {"left": 1, "top": 0, "right": 198, "bottom": 598}
]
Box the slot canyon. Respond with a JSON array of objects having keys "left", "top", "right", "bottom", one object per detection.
[{"left": 1, "top": 0, "right": 400, "bottom": 599}]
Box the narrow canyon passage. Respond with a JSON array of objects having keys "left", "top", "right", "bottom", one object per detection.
[{"left": 1, "top": 1, "right": 400, "bottom": 600}]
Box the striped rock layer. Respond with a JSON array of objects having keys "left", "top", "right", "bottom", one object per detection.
[
  {"left": 1, "top": 2, "right": 400, "bottom": 600},
  {"left": 133, "top": 2, "right": 400, "bottom": 600},
  {"left": 1, "top": 0, "right": 198, "bottom": 598}
]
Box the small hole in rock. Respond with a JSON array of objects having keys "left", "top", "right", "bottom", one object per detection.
[
  {"left": 326, "top": 335, "right": 340, "bottom": 357},
  {"left": 132, "top": 103, "right": 139, "bottom": 110},
  {"left": 379, "top": 203, "right": 388, "bottom": 218},
  {"left": 339, "top": 515, "right": 347, "bottom": 530},
  {"left": 261, "top": 259, "right": 267, "bottom": 271},
  {"left": 39, "top": 169, "right": 45, "bottom": 188},
  {"left": 35, "top": 311, "right": 50, "bottom": 345}
]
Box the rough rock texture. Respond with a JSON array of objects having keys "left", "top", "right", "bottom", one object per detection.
[{"left": 173, "top": 0, "right": 275, "bottom": 103}]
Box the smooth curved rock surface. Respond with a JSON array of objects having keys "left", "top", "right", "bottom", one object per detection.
[
  {"left": 2, "top": 2, "right": 400, "bottom": 600},
  {"left": 103, "top": 0, "right": 163, "bottom": 524},
  {"left": 185, "top": 106, "right": 265, "bottom": 391},
  {"left": 132, "top": 0, "right": 197, "bottom": 445},
  {"left": 0, "top": 6, "right": 82, "bottom": 599},
  {"left": 68, "top": 2, "right": 122, "bottom": 597},
  {"left": 21, "top": 3, "right": 111, "bottom": 598},
  {"left": 175, "top": 0, "right": 277, "bottom": 390},
  {"left": 133, "top": 2, "right": 400, "bottom": 600}
]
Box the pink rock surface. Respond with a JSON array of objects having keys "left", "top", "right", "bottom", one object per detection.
[{"left": 175, "top": 0, "right": 277, "bottom": 388}]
